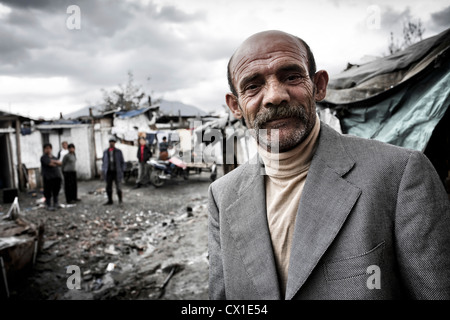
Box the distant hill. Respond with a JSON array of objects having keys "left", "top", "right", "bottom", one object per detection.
[
  {"left": 63, "top": 105, "right": 104, "bottom": 119},
  {"left": 156, "top": 99, "right": 208, "bottom": 117},
  {"left": 64, "top": 99, "right": 208, "bottom": 119}
]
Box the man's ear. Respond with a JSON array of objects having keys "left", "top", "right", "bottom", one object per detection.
[
  {"left": 313, "top": 70, "right": 329, "bottom": 102},
  {"left": 225, "top": 93, "right": 242, "bottom": 119}
]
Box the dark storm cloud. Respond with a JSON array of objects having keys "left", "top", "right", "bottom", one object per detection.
[
  {"left": 0, "top": 0, "right": 215, "bottom": 101},
  {"left": 0, "top": 6, "right": 49, "bottom": 66},
  {"left": 0, "top": 0, "right": 57, "bottom": 10},
  {"left": 381, "top": 6, "right": 412, "bottom": 32},
  {"left": 0, "top": 1, "right": 186, "bottom": 71},
  {"left": 430, "top": 5, "right": 450, "bottom": 29},
  {"left": 153, "top": 5, "right": 206, "bottom": 22},
  {"left": 0, "top": 27, "right": 43, "bottom": 65},
  {"left": 78, "top": 0, "right": 135, "bottom": 37},
  {"left": 5, "top": 5, "right": 43, "bottom": 26},
  {"left": 0, "top": 0, "right": 136, "bottom": 65}
]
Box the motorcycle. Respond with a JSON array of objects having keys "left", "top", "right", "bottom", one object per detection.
[
  {"left": 123, "top": 161, "right": 139, "bottom": 183},
  {"left": 149, "top": 156, "right": 188, "bottom": 187}
]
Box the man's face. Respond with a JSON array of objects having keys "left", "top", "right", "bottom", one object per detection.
[
  {"left": 109, "top": 141, "right": 115, "bottom": 148},
  {"left": 226, "top": 31, "right": 328, "bottom": 152},
  {"left": 44, "top": 146, "right": 52, "bottom": 155},
  {"left": 62, "top": 142, "right": 68, "bottom": 149}
]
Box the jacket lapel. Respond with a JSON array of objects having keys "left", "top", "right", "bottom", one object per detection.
[
  {"left": 285, "top": 124, "right": 362, "bottom": 300},
  {"left": 225, "top": 158, "right": 281, "bottom": 300}
]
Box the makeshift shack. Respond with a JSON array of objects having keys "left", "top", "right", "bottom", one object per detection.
[
  {"left": 0, "top": 111, "right": 39, "bottom": 193},
  {"left": 318, "top": 27, "right": 450, "bottom": 186},
  {"left": 0, "top": 198, "right": 43, "bottom": 298}
]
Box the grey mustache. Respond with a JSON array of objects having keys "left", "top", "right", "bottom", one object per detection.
[{"left": 254, "top": 105, "right": 307, "bottom": 129}]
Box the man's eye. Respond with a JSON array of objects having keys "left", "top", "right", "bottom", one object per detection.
[
  {"left": 245, "top": 84, "right": 259, "bottom": 91},
  {"left": 286, "top": 74, "right": 301, "bottom": 81}
]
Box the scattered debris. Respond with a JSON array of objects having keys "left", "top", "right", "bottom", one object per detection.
[
  {"left": 105, "top": 263, "right": 115, "bottom": 272},
  {"left": 5, "top": 177, "right": 211, "bottom": 300},
  {"left": 0, "top": 197, "right": 44, "bottom": 298},
  {"left": 104, "top": 245, "right": 120, "bottom": 256}
]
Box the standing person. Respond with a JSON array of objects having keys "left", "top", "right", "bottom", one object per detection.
[
  {"left": 57, "top": 141, "right": 69, "bottom": 161},
  {"left": 159, "top": 136, "right": 169, "bottom": 160},
  {"left": 134, "top": 137, "right": 152, "bottom": 189},
  {"left": 40, "top": 143, "right": 62, "bottom": 211},
  {"left": 208, "top": 30, "right": 450, "bottom": 300},
  {"left": 62, "top": 143, "right": 79, "bottom": 204},
  {"left": 102, "top": 137, "right": 125, "bottom": 205},
  {"left": 57, "top": 141, "right": 69, "bottom": 186}
]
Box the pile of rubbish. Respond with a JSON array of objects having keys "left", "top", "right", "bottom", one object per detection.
[{"left": 0, "top": 198, "right": 44, "bottom": 298}]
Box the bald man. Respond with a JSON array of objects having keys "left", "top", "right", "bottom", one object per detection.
[{"left": 208, "top": 30, "right": 450, "bottom": 300}]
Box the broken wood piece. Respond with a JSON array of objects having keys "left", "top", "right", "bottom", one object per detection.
[
  {"left": 5, "top": 197, "right": 20, "bottom": 221},
  {"left": 0, "top": 256, "right": 9, "bottom": 298},
  {"left": 160, "top": 265, "right": 177, "bottom": 290}
]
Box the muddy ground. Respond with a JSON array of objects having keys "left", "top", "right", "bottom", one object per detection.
[{"left": 2, "top": 169, "right": 218, "bottom": 300}]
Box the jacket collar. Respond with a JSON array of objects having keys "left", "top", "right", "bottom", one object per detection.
[
  {"left": 224, "top": 122, "right": 361, "bottom": 300},
  {"left": 285, "top": 123, "right": 361, "bottom": 299},
  {"left": 224, "top": 155, "right": 281, "bottom": 299}
]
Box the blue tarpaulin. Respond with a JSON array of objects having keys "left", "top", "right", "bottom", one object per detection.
[
  {"left": 319, "top": 28, "right": 450, "bottom": 152},
  {"left": 116, "top": 107, "right": 153, "bottom": 119}
]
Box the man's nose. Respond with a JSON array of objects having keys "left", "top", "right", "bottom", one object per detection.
[{"left": 262, "top": 80, "right": 290, "bottom": 107}]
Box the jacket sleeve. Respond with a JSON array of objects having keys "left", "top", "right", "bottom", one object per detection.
[
  {"left": 41, "top": 155, "right": 50, "bottom": 167},
  {"left": 101, "top": 151, "right": 108, "bottom": 180},
  {"left": 395, "top": 150, "right": 450, "bottom": 299},
  {"left": 208, "top": 184, "right": 226, "bottom": 300},
  {"left": 62, "top": 154, "right": 68, "bottom": 170},
  {"left": 120, "top": 150, "right": 126, "bottom": 172}
]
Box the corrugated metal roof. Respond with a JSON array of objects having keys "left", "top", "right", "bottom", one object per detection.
[
  {"left": 157, "top": 99, "right": 208, "bottom": 117},
  {"left": 116, "top": 106, "right": 155, "bottom": 119}
]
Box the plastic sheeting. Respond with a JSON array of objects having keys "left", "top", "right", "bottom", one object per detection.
[
  {"left": 319, "top": 28, "right": 450, "bottom": 152},
  {"left": 327, "top": 28, "right": 450, "bottom": 95},
  {"left": 338, "top": 58, "right": 450, "bottom": 152},
  {"left": 112, "top": 113, "right": 155, "bottom": 141}
]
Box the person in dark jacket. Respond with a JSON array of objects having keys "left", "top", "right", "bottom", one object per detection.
[
  {"left": 62, "top": 143, "right": 79, "bottom": 204},
  {"left": 159, "top": 136, "right": 169, "bottom": 160},
  {"left": 134, "top": 137, "right": 152, "bottom": 188},
  {"left": 40, "top": 143, "right": 62, "bottom": 211},
  {"left": 102, "top": 137, "right": 126, "bottom": 205}
]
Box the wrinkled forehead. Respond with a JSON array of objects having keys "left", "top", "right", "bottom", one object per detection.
[{"left": 230, "top": 31, "right": 308, "bottom": 79}]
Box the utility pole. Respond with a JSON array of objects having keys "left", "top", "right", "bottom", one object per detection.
[{"left": 15, "top": 118, "right": 25, "bottom": 190}]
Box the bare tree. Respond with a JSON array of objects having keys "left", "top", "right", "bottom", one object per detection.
[
  {"left": 402, "top": 19, "right": 424, "bottom": 47},
  {"left": 101, "top": 71, "right": 149, "bottom": 112},
  {"left": 388, "top": 18, "right": 425, "bottom": 55}
]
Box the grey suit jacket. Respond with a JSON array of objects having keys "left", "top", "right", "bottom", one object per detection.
[{"left": 208, "top": 123, "right": 450, "bottom": 300}]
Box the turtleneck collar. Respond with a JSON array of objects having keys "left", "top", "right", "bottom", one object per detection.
[{"left": 258, "top": 114, "right": 321, "bottom": 178}]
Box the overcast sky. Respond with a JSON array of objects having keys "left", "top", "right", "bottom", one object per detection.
[{"left": 0, "top": 0, "right": 449, "bottom": 119}]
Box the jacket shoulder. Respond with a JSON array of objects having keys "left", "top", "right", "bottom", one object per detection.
[
  {"left": 209, "top": 161, "right": 259, "bottom": 202},
  {"left": 339, "top": 132, "right": 415, "bottom": 164}
]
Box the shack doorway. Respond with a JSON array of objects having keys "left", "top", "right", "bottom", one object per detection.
[{"left": 0, "top": 134, "right": 13, "bottom": 190}]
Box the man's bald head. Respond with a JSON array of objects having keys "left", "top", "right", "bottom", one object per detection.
[{"left": 227, "top": 30, "right": 316, "bottom": 97}]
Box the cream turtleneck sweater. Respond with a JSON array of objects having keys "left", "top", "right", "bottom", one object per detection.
[{"left": 258, "top": 115, "right": 321, "bottom": 297}]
